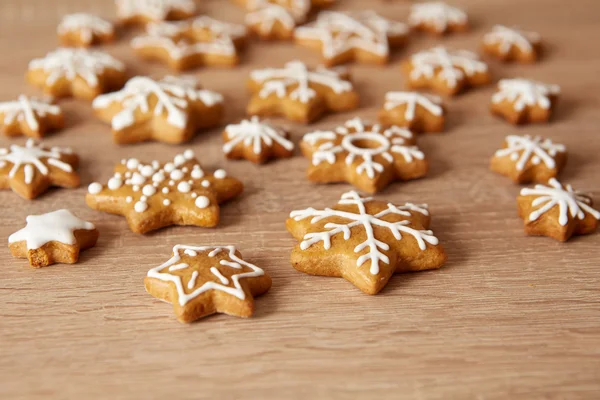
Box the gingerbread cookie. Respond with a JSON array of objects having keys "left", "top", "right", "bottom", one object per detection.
[
  {"left": 116, "top": 0, "right": 196, "bottom": 25},
  {"left": 57, "top": 13, "right": 115, "bottom": 47},
  {"left": 0, "top": 96, "right": 64, "bottom": 138},
  {"left": 518, "top": 179, "right": 599, "bottom": 242},
  {"left": 0, "top": 139, "right": 79, "bottom": 200},
  {"left": 86, "top": 150, "right": 243, "bottom": 234},
  {"left": 408, "top": 2, "right": 468, "bottom": 35},
  {"left": 378, "top": 91, "right": 445, "bottom": 133},
  {"left": 92, "top": 76, "right": 224, "bottom": 144},
  {"left": 9, "top": 209, "right": 99, "bottom": 268},
  {"left": 286, "top": 190, "right": 447, "bottom": 294},
  {"left": 27, "top": 48, "right": 126, "bottom": 101},
  {"left": 491, "top": 78, "right": 560, "bottom": 125},
  {"left": 247, "top": 60, "right": 359, "bottom": 123},
  {"left": 483, "top": 25, "right": 541, "bottom": 63},
  {"left": 131, "top": 17, "right": 247, "bottom": 71},
  {"left": 294, "top": 11, "right": 408, "bottom": 66},
  {"left": 145, "top": 245, "right": 271, "bottom": 322},
  {"left": 491, "top": 135, "right": 566, "bottom": 184},
  {"left": 242, "top": 0, "right": 311, "bottom": 40},
  {"left": 223, "top": 117, "right": 294, "bottom": 164},
  {"left": 300, "top": 118, "right": 427, "bottom": 193}
]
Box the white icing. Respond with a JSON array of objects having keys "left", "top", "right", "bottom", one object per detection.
[
  {"left": 57, "top": 13, "right": 114, "bottom": 44},
  {"left": 383, "top": 91, "right": 443, "bottom": 121},
  {"left": 0, "top": 139, "right": 73, "bottom": 184},
  {"left": 195, "top": 195, "right": 210, "bottom": 208},
  {"left": 495, "top": 135, "right": 565, "bottom": 171},
  {"left": 115, "top": 0, "right": 196, "bottom": 21},
  {"left": 408, "top": 2, "right": 467, "bottom": 33},
  {"left": 245, "top": 0, "right": 310, "bottom": 34},
  {"left": 0, "top": 96, "right": 61, "bottom": 132},
  {"left": 491, "top": 79, "right": 560, "bottom": 112},
  {"left": 223, "top": 116, "right": 294, "bottom": 155},
  {"left": 483, "top": 25, "right": 540, "bottom": 55}
]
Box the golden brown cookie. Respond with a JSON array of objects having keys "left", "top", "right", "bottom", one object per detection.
[
  {"left": 300, "top": 118, "right": 427, "bottom": 193},
  {"left": 286, "top": 190, "right": 447, "bottom": 294},
  {"left": 377, "top": 91, "right": 445, "bottom": 133},
  {"left": 482, "top": 25, "right": 541, "bottom": 63},
  {"left": 240, "top": 0, "right": 311, "bottom": 40},
  {"left": 8, "top": 209, "right": 99, "bottom": 268},
  {"left": 408, "top": 2, "right": 468, "bottom": 35},
  {"left": 86, "top": 150, "right": 243, "bottom": 234},
  {"left": 518, "top": 179, "right": 599, "bottom": 242},
  {"left": 0, "top": 139, "right": 79, "bottom": 200},
  {"left": 57, "top": 13, "right": 115, "bottom": 47},
  {"left": 92, "top": 76, "right": 224, "bottom": 144},
  {"left": 491, "top": 79, "right": 560, "bottom": 125},
  {"left": 116, "top": 0, "right": 196, "bottom": 25},
  {"left": 0, "top": 96, "right": 64, "bottom": 139},
  {"left": 145, "top": 245, "right": 272, "bottom": 323}
]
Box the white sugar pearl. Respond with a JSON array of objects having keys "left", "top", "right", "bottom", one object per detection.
[
  {"left": 163, "top": 163, "right": 175, "bottom": 173},
  {"left": 174, "top": 154, "right": 186, "bottom": 166},
  {"left": 126, "top": 196, "right": 133, "bottom": 203},
  {"left": 140, "top": 165, "right": 155, "bottom": 177},
  {"left": 126, "top": 158, "right": 139, "bottom": 169},
  {"left": 195, "top": 196, "right": 210, "bottom": 209},
  {"left": 152, "top": 161, "right": 160, "bottom": 169},
  {"left": 132, "top": 185, "right": 140, "bottom": 192},
  {"left": 201, "top": 180, "right": 210, "bottom": 187},
  {"left": 170, "top": 169, "right": 184, "bottom": 180},
  {"left": 142, "top": 184, "right": 156, "bottom": 196},
  {"left": 177, "top": 181, "right": 191, "bottom": 193},
  {"left": 191, "top": 169, "right": 204, "bottom": 179},
  {"left": 182, "top": 167, "right": 189, "bottom": 173},
  {"left": 163, "top": 199, "right": 171, "bottom": 206},
  {"left": 88, "top": 182, "right": 102, "bottom": 194},
  {"left": 131, "top": 173, "right": 145, "bottom": 186},
  {"left": 152, "top": 172, "right": 165, "bottom": 183},
  {"left": 134, "top": 201, "right": 148, "bottom": 213},
  {"left": 169, "top": 180, "right": 175, "bottom": 186},
  {"left": 108, "top": 177, "right": 123, "bottom": 190},
  {"left": 184, "top": 149, "right": 194, "bottom": 160},
  {"left": 162, "top": 187, "right": 170, "bottom": 194},
  {"left": 140, "top": 196, "right": 147, "bottom": 202},
  {"left": 191, "top": 192, "right": 198, "bottom": 198},
  {"left": 213, "top": 169, "right": 227, "bottom": 179}
]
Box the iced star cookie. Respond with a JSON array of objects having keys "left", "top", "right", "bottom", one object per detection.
[
  {"left": 58, "top": 13, "right": 116, "bottom": 47},
  {"left": 240, "top": 0, "right": 311, "bottom": 40},
  {"left": 0, "top": 139, "right": 79, "bottom": 200},
  {"left": 402, "top": 47, "right": 490, "bottom": 96},
  {"left": 518, "top": 179, "right": 599, "bottom": 242},
  {"left": 294, "top": 11, "right": 408, "bottom": 66},
  {"left": 27, "top": 48, "right": 126, "bottom": 101},
  {"left": 491, "top": 135, "right": 566, "bottom": 184},
  {"left": 146, "top": 245, "right": 272, "bottom": 322},
  {"left": 223, "top": 117, "right": 294, "bottom": 164},
  {"left": 131, "top": 17, "right": 247, "bottom": 71},
  {"left": 408, "top": 2, "right": 468, "bottom": 35},
  {"left": 377, "top": 91, "right": 445, "bottom": 133},
  {"left": 9, "top": 209, "right": 99, "bottom": 268},
  {"left": 247, "top": 60, "right": 359, "bottom": 123},
  {"left": 116, "top": 0, "right": 196, "bottom": 25},
  {"left": 300, "top": 118, "right": 427, "bottom": 193},
  {"left": 483, "top": 25, "right": 542, "bottom": 63},
  {"left": 86, "top": 150, "right": 243, "bottom": 234},
  {"left": 286, "top": 190, "right": 447, "bottom": 294},
  {"left": 0, "top": 96, "right": 64, "bottom": 139},
  {"left": 92, "top": 76, "right": 224, "bottom": 145},
  {"left": 491, "top": 79, "right": 560, "bottom": 125}
]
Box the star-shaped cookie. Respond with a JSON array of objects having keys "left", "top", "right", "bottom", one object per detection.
[
  {"left": 377, "top": 91, "right": 445, "bottom": 133},
  {"left": 0, "top": 96, "right": 64, "bottom": 138},
  {"left": 239, "top": 0, "right": 311, "bottom": 40},
  {"left": 145, "top": 245, "right": 272, "bottom": 322},
  {"left": 116, "top": 0, "right": 196, "bottom": 25},
  {"left": 58, "top": 13, "right": 116, "bottom": 47},
  {"left": 482, "top": 25, "right": 542, "bottom": 63},
  {"left": 86, "top": 150, "right": 243, "bottom": 234},
  {"left": 491, "top": 79, "right": 560, "bottom": 125},
  {"left": 408, "top": 2, "right": 468, "bottom": 35},
  {"left": 286, "top": 190, "right": 447, "bottom": 294}
]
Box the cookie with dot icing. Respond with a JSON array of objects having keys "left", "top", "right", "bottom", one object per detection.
[
  {"left": 0, "top": 96, "right": 64, "bottom": 139},
  {"left": 482, "top": 25, "right": 541, "bottom": 63},
  {"left": 58, "top": 13, "right": 116, "bottom": 47},
  {"left": 377, "top": 91, "right": 445, "bottom": 133},
  {"left": 116, "top": 0, "right": 196, "bottom": 25},
  {"left": 491, "top": 79, "right": 560, "bottom": 125}
]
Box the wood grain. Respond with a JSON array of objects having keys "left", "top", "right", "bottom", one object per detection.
[{"left": 1, "top": 0, "right": 599, "bottom": 399}]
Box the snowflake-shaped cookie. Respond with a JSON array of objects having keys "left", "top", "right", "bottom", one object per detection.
[
  {"left": 300, "top": 118, "right": 427, "bottom": 193},
  {"left": 116, "top": 0, "right": 196, "bottom": 24},
  {"left": 86, "top": 150, "right": 243, "bottom": 234},
  {"left": 242, "top": 0, "right": 311, "bottom": 40},
  {"left": 0, "top": 96, "right": 64, "bottom": 138},
  {"left": 491, "top": 78, "right": 560, "bottom": 124},
  {"left": 378, "top": 91, "right": 445, "bottom": 133},
  {"left": 92, "top": 76, "right": 224, "bottom": 144},
  {"left": 483, "top": 25, "right": 541, "bottom": 63},
  {"left": 0, "top": 139, "right": 79, "bottom": 199},
  {"left": 286, "top": 190, "right": 447, "bottom": 294},
  {"left": 518, "top": 179, "right": 599, "bottom": 242},
  {"left": 408, "top": 2, "right": 468, "bottom": 35},
  {"left": 57, "top": 13, "right": 115, "bottom": 47},
  {"left": 146, "top": 245, "right": 272, "bottom": 322}
]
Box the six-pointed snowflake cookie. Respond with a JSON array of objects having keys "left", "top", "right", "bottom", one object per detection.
[
  {"left": 402, "top": 47, "right": 490, "bottom": 95},
  {"left": 8, "top": 209, "right": 99, "bottom": 268},
  {"left": 145, "top": 245, "right": 272, "bottom": 322},
  {"left": 86, "top": 150, "right": 243, "bottom": 234},
  {"left": 116, "top": 0, "right": 196, "bottom": 24},
  {"left": 238, "top": 0, "right": 311, "bottom": 40},
  {"left": 247, "top": 60, "right": 359, "bottom": 123},
  {"left": 223, "top": 117, "right": 295, "bottom": 164},
  {"left": 0, "top": 96, "right": 64, "bottom": 138},
  {"left": 286, "top": 190, "right": 447, "bottom": 294},
  {"left": 27, "top": 48, "right": 126, "bottom": 101},
  {"left": 491, "top": 135, "right": 567, "bottom": 184},
  {"left": 57, "top": 13, "right": 115, "bottom": 47},
  {"left": 378, "top": 91, "right": 446, "bottom": 133},
  {"left": 294, "top": 10, "right": 408, "bottom": 66},
  {"left": 0, "top": 139, "right": 80, "bottom": 200},
  {"left": 92, "top": 76, "right": 224, "bottom": 144},
  {"left": 300, "top": 118, "right": 427, "bottom": 193},
  {"left": 408, "top": 2, "right": 468, "bottom": 35},
  {"left": 482, "top": 25, "right": 542, "bottom": 63},
  {"left": 491, "top": 78, "right": 560, "bottom": 125},
  {"left": 518, "top": 179, "right": 599, "bottom": 242}
]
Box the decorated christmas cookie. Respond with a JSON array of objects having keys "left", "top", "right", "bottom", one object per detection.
[
  {"left": 86, "top": 150, "right": 243, "bottom": 234},
  {"left": 408, "top": 2, "right": 468, "bottom": 35},
  {"left": 0, "top": 96, "right": 64, "bottom": 138},
  {"left": 27, "top": 48, "right": 126, "bottom": 101},
  {"left": 58, "top": 13, "right": 115, "bottom": 47},
  {"left": 9, "top": 209, "right": 99, "bottom": 268},
  {"left": 0, "top": 139, "right": 79, "bottom": 200},
  {"left": 518, "top": 179, "right": 599, "bottom": 242},
  {"left": 402, "top": 47, "right": 490, "bottom": 96},
  {"left": 483, "top": 25, "right": 541, "bottom": 63},
  {"left": 378, "top": 91, "right": 445, "bottom": 133},
  {"left": 286, "top": 190, "right": 447, "bottom": 294},
  {"left": 223, "top": 117, "right": 294, "bottom": 164},
  {"left": 247, "top": 60, "right": 359, "bottom": 123},
  {"left": 491, "top": 79, "right": 560, "bottom": 125},
  {"left": 239, "top": 0, "right": 311, "bottom": 40},
  {"left": 491, "top": 135, "right": 566, "bottom": 184},
  {"left": 294, "top": 11, "right": 408, "bottom": 66},
  {"left": 92, "top": 76, "right": 224, "bottom": 144},
  {"left": 145, "top": 245, "right": 272, "bottom": 322},
  {"left": 131, "top": 17, "right": 247, "bottom": 71},
  {"left": 116, "top": 0, "right": 196, "bottom": 24},
  {"left": 300, "top": 118, "right": 427, "bottom": 193}
]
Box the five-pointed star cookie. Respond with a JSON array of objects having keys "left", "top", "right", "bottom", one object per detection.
[
  {"left": 300, "top": 118, "right": 428, "bottom": 193},
  {"left": 286, "top": 190, "right": 447, "bottom": 294},
  {"left": 9, "top": 209, "right": 99, "bottom": 268},
  {"left": 294, "top": 10, "right": 408, "bottom": 66},
  {"left": 491, "top": 79, "right": 560, "bottom": 125},
  {"left": 0, "top": 139, "right": 80, "bottom": 200},
  {"left": 0, "top": 96, "right": 64, "bottom": 138},
  {"left": 377, "top": 91, "right": 446, "bottom": 133},
  {"left": 116, "top": 0, "right": 196, "bottom": 25},
  {"left": 518, "top": 179, "right": 599, "bottom": 242},
  {"left": 92, "top": 76, "right": 224, "bottom": 144},
  {"left": 408, "top": 2, "right": 468, "bottom": 35},
  {"left": 86, "top": 150, "right": 243, "bottom": 234},
  {"left": 145, "top": 245, "right": 272, "bottom": 322},
  {"left": 240, "top": 0, "right": 311, "bottom": 40},
  {"left": 482, "top": 25, "right": 542, "bottom": 63},
  {"left": 57, "top": 13, "right": 116, "bottom": 47}
]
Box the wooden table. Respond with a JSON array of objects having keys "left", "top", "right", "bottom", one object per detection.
[{"left": 1, "top": 0, "right": 599, "bottom": 398}]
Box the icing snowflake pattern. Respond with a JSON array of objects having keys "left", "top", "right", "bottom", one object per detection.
[
  {"left": 408, "top": 2, "right": 467, "bottom": 32},
  {"left": 495, "top": 135, "right": 565, "bottom": 171},
  {"left": 223, "top": 117, "right": 294, "bottom": 155},
  {"left": 116, "top": 0, "right": 196, "bottom": 20},
  {"left": 383, "top": 91, "right": 443, "bottom": 121},
  {"left": 492, "top": 79, "right": 560, "bottom": 112},
  {"left": 483, "top": 25, "right": 540, "bottom": 55},
  {"left": 58, "top": 13, "right": 114, "bottom": 44},
  {"left": 409, "top": 47, "right": 488, "bottom": 88},
  {"left": 246, "top": 0, "right": 310, "bottom": 33},
  {"left": 0, "top": 96, "right": 61, "bottom": 131}
]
